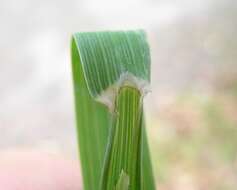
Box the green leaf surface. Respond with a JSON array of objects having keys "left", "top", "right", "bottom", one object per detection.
[{"left": 71, "top": 30, "right": 155, "bottom": 190}]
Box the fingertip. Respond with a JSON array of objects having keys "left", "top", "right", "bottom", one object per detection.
[{"left": 0, "top": 150, "right": 82, "bottom": 190}]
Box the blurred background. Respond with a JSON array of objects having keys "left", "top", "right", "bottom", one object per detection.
[{"left": 0, "top": 0, "right": 236, "bottom": 189}]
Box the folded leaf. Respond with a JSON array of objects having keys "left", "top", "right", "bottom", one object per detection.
[{"left": 71, "top": 30, "right": 155, "bottom": 190}]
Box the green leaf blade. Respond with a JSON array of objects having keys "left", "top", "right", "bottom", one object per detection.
[
  {"left": 71, "top": 39, "right": 111, "bottom": 190},
  {"left": 73, "top": 31, "right": 150, "bottom": 97}
]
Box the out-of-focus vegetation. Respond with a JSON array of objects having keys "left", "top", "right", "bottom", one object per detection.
[{"left": 149, "top": 73, "right": 237, "bottom": 190}]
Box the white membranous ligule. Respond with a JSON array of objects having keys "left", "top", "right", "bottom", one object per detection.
[{"left": 96, "top": 72, "right": 150, "bottom": 112}]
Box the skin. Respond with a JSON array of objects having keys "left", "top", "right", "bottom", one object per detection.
[{"left": 0, "top": 150, "right": 82, "bottom": 190}]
